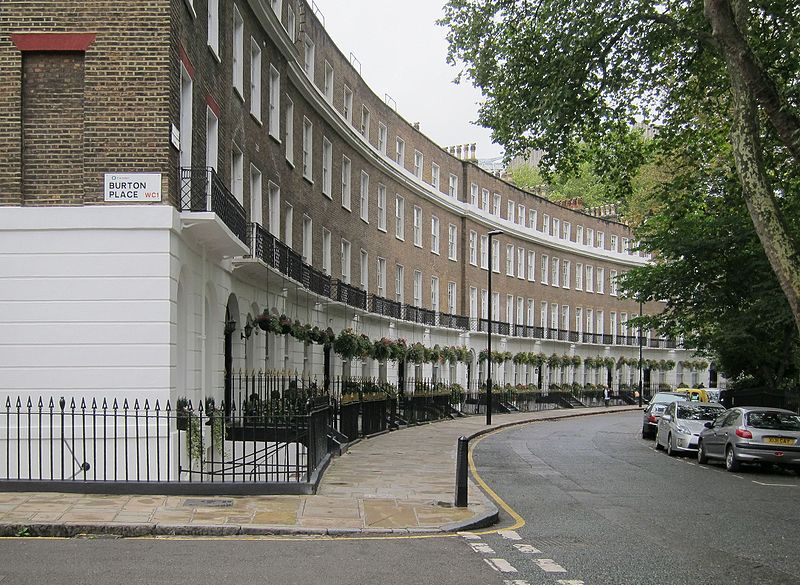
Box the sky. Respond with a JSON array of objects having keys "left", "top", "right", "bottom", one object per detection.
[{"left": 309, "top": 0, "right": 505, "bottom": 161}]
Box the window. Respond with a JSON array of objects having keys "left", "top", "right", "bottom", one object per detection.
[
  {"left": 250, "top": 39, "right": 261, "bottom": 120},
  {"left": 395, "top": 195, "right": 405, "bottom": 240},
  {"left": 268, "top": 65, "right": 280, "bottom": 138},
  {"left": 431, "top": 164, "right": 440, "bottom": 190},
  {"left": 597, "top": 310, "right": 604, "bottom": 336},
  {"left": 597, "top": 231, "right": 605, "bottom": 249},
  {"left": 360, "top": 105, "right": 370, "bottom": 138},
  {"left": 359, "top": 171, "right": 369, "bottom": 222},
  {"left": 552, "top": 257, "right": 560, "bottom": 287},
  {"left": 376, "top": 257, "right": 386, "bottom": 297},
  {"left": 181, "top": 66, "right": 193, "bottom": 175},
  {"left": 540, "top": 302, "right": 548, "bottom": 328},
  {"left": 343, "top": 85, "right": 353, "bottom": 124},
  {"left": 360, "top": 250, "right": 368, "bottom": 292},
  {"left": 447, "top": 282, "right": 457, "bottom": 314},
  {"left": 481, "top": 189, "right": 490, "bottom": 211},
  {"left": 395, "top": 264, "right": 404, "bottom": 302},
  {"left": 563, "top": 221, "right": 571, "bottom": 240},
  {"left": 576, "top": 225, "right": 584, "bottom": 245},
  {"left": 517, "top": 297, "right": 524, "bottom": 325},
  {"left": 622, "top": 237, "right": 630, "bottom": 253},
  {"left": 506, "top": 294, "right": 514, "bottom": 325},
  {"left": 303, "top": 34, "right": 315, "bottom": 79},
  {"left": 528, "top": 209, "right": 538, "bottom": 230},
  {"left": 378, "top": 123, "right": 387, "bottom": 155},
  {"left": 597, "top": 267, "right": 605, "bottom": 294},
  {"left": 551, "top": 303, "right": 559, "bottom": 330},
  {"left": 470, "top": 287, "right": 478, "bottom": 320},
  {"left": 205, "top": 107, "right": 218, "bottom": 172},
  {"left": 448, "top": 224, "right": 457, "bottom": 260},
  {"left": 231, "top": 142, "right": 243, "bottom": 204},
  {"left": 268, "top": 182, "right": 280, "bottom": 236},
  {"left": 341, "top": 156, "right": 351, "bottom": 210},
  {"left": 527, "top": 299, "right": 535, "bottom": 326},
  {"left": 507, "top": 200, "right": 515, "bottom": 221},
  {"left": 506, "top": 244, "right": 514, "bottom": 276},
  {"left": 321, "top": 138, "right": 332, "bottom": 197},
  {"left": 481, "top": 289, "right": 488, "bottom": 319},
  {"left": 492, "top": 193, "right": 501, "bottom": 215},
  {"left": 575, "top": 263, "right": 583, "bottom": 290},
  {"left": 302, "top": 117, "right": 312, "bottom": 180},
  {"left": 431, "top": 216, "right": 440, "bottom": 254},
  {"left": 232, "top": 6, "right": 244, "bottom": 96},
  {"left": 413, "top": 270, "right": 422, "bottom": 306},
  {"left": 541, "top": 254, "right": 549, "bottom": 284},
  {"left": 518, "top": 204, "right": 526, "bottom": 226},
  {"left": 610, "top": 311, "right": 618, "bottom": 342},
  {"left": 469, "top": 231, "right": 477, "bottom": 265},
  {"left": 395, "top": 137, "right": 405, "bottom": 167},
  {"left": 270, "top": 0, "right": 282, "bottom": 17},
  {"left": 413, "top": 150, "right": 423, "bottom": 178},
  {"left": 527, "top": 251, "right": 535, "bottom": 282},
  {"left": 587, "top": 228, "right": 595, "bottom": 247},
  {"left": 449, "top": 174, "right": 458, "bottom": 198},
  {"left": 542, "top": 214, "right": 550, "bottom": 234},
  {"left": 563, "top": 260, "right": 571, "bottom": 288},
  {"left": 480, "top": 235, "right": 488, "bottom": 269},
  {"left": 470, "top": 183, "right": 479, "bottom": 206},
  {"left": 575, "top": 307, "right": 583, "bottom": 334},
  {"left": 611, "top": 234, "right": 619, "bottom": 253},
  {"left": 284, "top": 204, "right": 293, "bottom": 247},
  {"left": 323, "top": 61, "right": 333, "bottom": 102},
  {"left": 287, "top": 5, "right": 296, "bottom": 41},
  {"left": 431, "top": 277, "right": 440, "bottom": 312},
  {"left": 302, "top": 215, "right": 312, "bottom": 264},
  {"left": 585, "top": 265, "right": 594, "bottom": 292},
  {"left": 561, "top": 305, "right": 570, "bottom": 332},
  {"left": 413, "top": 206, "right": 422, "bottom": 247},
  {"left": 250, "top": 165, "right": 262, "bottom": 225},
  {"left": 552, "top": 217, "right": 560, "bottom": 238},
  {"left": 207, "top": 0, "right": 219, "bottom": 56},
  {"left": 340, "top": 239, "right": 351, "bottom": 283},
  {"left": 586, "top": 309, "right": 594, "bottom": 334},
  {"left": 284, "top": 96, "right": 293, "bottom": 163},
  {"left": 492, "top": 292, "right": 500, "bottom": 321},
  {"left": 322, "top": 228, "right": 331, "bottom": 275},
  {"left": 492, "top": 239, "right": 500, "bottom": 273},
  {"left": 610, "top": 269, "right": 618, "bottom": 296},
  {"left": 377, "top": 184, "right": 386, "bottom": 231},
  {"left": 517, "top": 247, "right": 525, "bottom": 279}
]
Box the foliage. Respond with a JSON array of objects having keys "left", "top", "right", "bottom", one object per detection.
[
  {"left": 406, "top": 342, "right": 427, "bottom": 365},
  {"left": 255, "top": 309, "right": 334, "bottom": 345},
  {"left": 333, "top": 328, "right": 372, "bottom": 360}
]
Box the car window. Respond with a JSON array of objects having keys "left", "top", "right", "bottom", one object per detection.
[
  {"left": 721, "top": 411, "right": 740, "bottom": 427},
  {"left": 677, "top": 404, "right": 724, "bottom": 421},
  {"left": 746, "top": 411, "right": 800, "bottom": 431}
]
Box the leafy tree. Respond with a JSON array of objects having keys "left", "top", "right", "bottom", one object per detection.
[{"left": 440, "top": 0, "right": 800, "bottom": 334}]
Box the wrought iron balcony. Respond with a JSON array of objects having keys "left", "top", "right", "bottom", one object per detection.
[
  {"left": 404, "top": 304, "right": 435, "bottom": 325},
  {"left": 180, "top": 167, "right": 248, "bottom": 247},
  {"left": 437, "top": 312, "right": 469, "bottom": 330},
  {"left": 371, "top": 295, "right": 402, "bottom": 319},
  {"left": 334, "top": 280, "right": 367, "bottom": 310}
]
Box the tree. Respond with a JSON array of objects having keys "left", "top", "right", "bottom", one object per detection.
[{"left": 440, "top": 0, "right": 800, "bottom": 334}]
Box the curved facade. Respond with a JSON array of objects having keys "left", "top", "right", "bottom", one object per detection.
[{"left": 0, "top": 0, "right": 709, "bottom": 411}]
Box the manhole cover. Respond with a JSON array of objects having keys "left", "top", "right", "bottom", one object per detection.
[{"left": 183, "top": 498, "right": 234, "bottom": 508}]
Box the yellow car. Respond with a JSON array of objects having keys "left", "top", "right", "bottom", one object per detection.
[{"left": 675, "top": 388, "right": 712, "bottom": 402}]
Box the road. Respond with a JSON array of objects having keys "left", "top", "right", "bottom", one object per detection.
[{"left": 1, "top": 411, "right": 798, "bottom": 584}]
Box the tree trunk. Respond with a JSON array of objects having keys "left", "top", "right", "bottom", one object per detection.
[{"left": 705, "top": 0, "right": 800, "bottom": 336}]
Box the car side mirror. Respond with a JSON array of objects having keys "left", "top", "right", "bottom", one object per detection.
[
  {"left": 661, "top": 414, "right": 672, "bottom": 422},
  {"left": 704, "top": 421, "right": 713, "bottom": 428}
]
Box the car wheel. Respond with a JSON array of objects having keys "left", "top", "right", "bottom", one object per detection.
[
  {"left": 655, "top": 436, "right": 664, "bottom": 450},
  {"left": 725, "top": 445, "right": 740, "bottom": 472},
  {"left": 642, "top": 426, "right": 651, "bottom": 440},
  {"left": 666, "top": 434, "right": 675, "bottom": 456},
  {"left": 697, "top": 441, "right": 708, "bottom": 464}
]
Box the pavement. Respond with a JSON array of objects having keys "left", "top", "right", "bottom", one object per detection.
[{"left": 0, "top": 405, "right": 640, "bottom": 538}]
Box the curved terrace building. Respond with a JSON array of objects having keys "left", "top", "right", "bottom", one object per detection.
[{"left": 0, "top": 0, "right": 711, "bottom": 415}]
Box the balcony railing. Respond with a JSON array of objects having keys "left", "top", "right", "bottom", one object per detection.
[
  {"left": 404, "top": 304, "right": 435, "bottom": 326},
  {"left": 334, "top": 280, "right": 367, "bottom": 310},
  {"left": 371, "top": 295, "right": 402, "bottom": 319},
  {"left": 180, "top": 167, "right": 248, "bottom": 245},
  {"left": 437, "top": 312, "right": 469, "bottom": 330}
]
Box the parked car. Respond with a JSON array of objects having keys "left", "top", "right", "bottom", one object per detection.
[
  {"left": 642, "top": 393, "right": 688, "bottom": 439},
  {"left": 655, "top": 401, "right": 725, "bottom": 455},
  {"left": 697, "top": 407, "right": 800, "bottom": 472}
]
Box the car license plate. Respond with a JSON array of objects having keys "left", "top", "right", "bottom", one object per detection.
[{"left": 764, "top": 437, "right": 796, "bottom": 445}]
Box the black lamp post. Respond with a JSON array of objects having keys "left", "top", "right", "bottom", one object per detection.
[
  {"left": 486, "top": 229, "right": 503, "bottom": 425},
  {"left": 638, "top": 300, "right": 644, "bottom": 408}
]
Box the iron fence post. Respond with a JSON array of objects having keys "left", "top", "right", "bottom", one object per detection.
[{"left": 455, "top": 435, "right": 469, "bottom": 507}]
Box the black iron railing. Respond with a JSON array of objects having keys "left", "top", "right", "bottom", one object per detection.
[
  {"left": 334, "top": 280, "right": 367, "bottom": 310},
  {"left": 371, "top": 295, "right": 402, "bottom": 318},
  {"left": 437, "top": 312, "right": 469, "bottom": 330},
  {"left": 180, "top": 167, "right": 248, "bottom": 245},
  {"left": 404, "top": 304, "right": 435, "bottom": 325}
]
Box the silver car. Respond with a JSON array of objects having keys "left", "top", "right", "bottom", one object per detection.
[
  {"left": 697, "top": 407, "right": 800, "bottom": 472},
  {"left": 655, "top": 401, "right": 725, "bottom": 455},
  {"left": 641, "top": 392, "right": 687, "bottom": 439}
]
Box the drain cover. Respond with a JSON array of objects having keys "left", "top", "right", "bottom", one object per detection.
[{"left": 183, "top": 498, "right": 234, "bottom": 508}]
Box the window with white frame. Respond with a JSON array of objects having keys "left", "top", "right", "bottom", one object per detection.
[
  {"left": 610, "top": 311, "right": 617, "bottom": 342},
  {"left": 447, "top": 282, "right": 457, "bottom": 314},
  {"left": 378, "top": 123, "right": 387, "bottom": 155},
  {"left": 527, "top": 250, "right": 535, "bottom": 281},
  {"left": 542, "top": 214, "right": 550, "bottom": 234},
  {"left": 481, "top": 289, "right": 488, "bottom": 319},
  {"left": 250, "top": 39, "right": 261, "bottom": 120},
  {"left": 323, "top": 60, "right": 333, "bottom": 102},
  {"left": 302, "top": 117, "right": 312, "bottom": 180},
  {"left": 205, "top": 107, "right": 218, "bottom": 172},
  {"left": 469, "top": 231, "right": 477, "bottom": 265},
  {"left": 377, "top": 184, "right": 386, "bottom": 231},
  {"left": 340, "top": 238, "right": 351, "bottom": 283},
  {"left": 563, "top": 221, "right": 571, "bottom": 240},
  {"left": 341, "top": 156, "right": 351, "bottom": 210},
  {"left": 481, "top": 188, "right": 490, "bottom": 211},
  {"left": 562, "top": 305, "right": 570, "bottom": 332},
  {"left": 492, "top": 239, "right": 500, "bottom": 272},
  {"left": 268, "top": 182, "right": 280, "bottom": 236},
  {"left": 596, "top": 310, "right": 604, "bottom": 337},
  {"left": 287, "top": 4, "right": 296, "bottom": 40},
  {"left": 360, "top": 105, "right": 370, "bottom": 138},
  {"left": 586, "top": 308, "right": 594, "bottom": 334},
  {"left": 413, "top": 270, "right": 422, "bottom": 306},
  {"left": 270, "top": 0, "right": 281, "bottom": 17},
  {"left": 470, "top": 183, "right": 479, "bottom": 206},
  {"left": 360, "top": 249, "right": 368, "bottom": 292},
  {"left": 621, "top": 312, "right": 628, "bottom": 337},
  {"left": 322, "top": 228, "right": 331, "bottom": 275},
  {"left": 585, "top": 265, "right": 594, "bottom": 292},
  {"left": 586, "top": 227, "right": 594, "bottom": 247},
  {"left": 563, "top": 260, "right": 571, "bottom": 288},
  {"left": 507, "top": 200, "right": 515, "bottom": 221},
  {"left": 284, "top": 96, "right": 293, "bottom": 163},
  {"left": 231, "top": 142, "right": 243, "bottom": 205},
  {"left": 448, "top": 174, "right": 458, "bottom": 198},
  {"left": 343, "top": 85, "right": 353, "bottom": 124},
  {"left": 576, "top": 225, "right": 584, "bottom": 245},
  {"left": 303, "top": 34, "right": 315, "bottom": 79},
  {"left": 208, "top": 0, "right": 219, "bottom": 56},
  {"left": 321, "top": 137, "right": 332, "bottom": 197},
  {"left": 540, "top": 254, "right": 549, "bottom": 284},
  {"left": 516, "top": 246, "right": 525, "bottom": 279},
  {"left": 413, "top": 150, "right": 423, "bottom": 178},
  {"left": 575, "top": 307, "right": 583, "bottom": 334},
  {"left": 431, "top": 277, "right": 440, "bottom": 313},
  {"left": 250, "top": 164, "right": 262, "bottom": 225},
  {"left": 611, "top": 234, "right": 618, "bottom": 252},
  {"left": 528, "top": 209, "right": 537, "bottom": 229},
  {"left": 431, "top": 216, "right": 440, "bottom": 254},
  {"left": 506, "top": 244, "right": 514, "bottom": 276},
  {"left": 551, "top": 303, "right": 559, "bottom": 330},
  {"left": 448, "top": 224, "right": 457, "bottom": 260},
  {"left": 376, "top": 257, "right": 386, "bottom": 297},
  {"left": 302, "top": 215, "right": 312, "bottom": 264},
  {"left": 527, "top": 299, "right": 535, "bottom": 326},
  {"left": 232, "top": 7, "right": 244, "bottom": 97},
  {"left": 610, "top": 269, "right": 618, "bottom": 296},
  {"left": 518, "top": 204, "right": 526, "bottom": 226},
  {"left": 470, "top": 287, "right": 478, "bottom": 320},
  {"left": 395, "top": 195, "right": 404, "bottom": 240},
  {"left": 622, "top": 237, "right": 630, "bottom": 253},
  {"left": 395, "top": 264, "right": 404, "bottom": 302},
  {"left": 552, "top": 257, "right": 560, "bottom": 287},
  {"left": 395, "top": 137, "right": 405, "bottom": 167},
  {"left": 575, "top": 262, "right": 583, "bottom": 290},
  {"left": 597, "top": 231, "right": 605, "bottom": 249},
  {"left": 268, "top": 65, "right": 280, "bottom": 138},
  {"left": 492, "top": 292, "right": 500, "bottom": 321},
  {"left": 431, "top": 164, "right": 440, "bottom": 190},
  {"left": 552, "top": 217, "right": 560, "bottom": 238},
  {"left": 359, "top": 170, "right": 369, "bottom": 222},
  {"left": 597, "top": 267, "right": 605, "bottom": 294},
  {"left": 540, "top": 301, "right": 548, "bottom": 328},
  {"left": 506, "top": 294, "right": 514, "bottom": 324},
  {"left": 480, "top": 235, "right": 488, "bottom": 269},
  {"left": 517, "top": 297, "right": 524, "bottom": 325},
  {"left": 284, "top": 204, "right": 293, "bottom": 247},
  {"left": 492, "top": 193, "right": 501, "bottom": 215},
  {"left": 413, "top": 206, "right": 422, "bottom": 247}
]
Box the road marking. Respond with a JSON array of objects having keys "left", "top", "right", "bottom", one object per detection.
[
  {"left": 458, "top": 532, "right": 481, "bottom": 540},
  {"left": 557, "top": 580, "right": 585, "bottom": 585},
  {"left": 513, "top": 543, "right": 542, "bottom": 554},
  {"left": 470, "top": 542, "right": 495, "bottom": 554},
  {"left": 752, "top": 481, "right": 798, "bottom": 487},
  {"left": 533, "top": 559, "right": 567, "bottom": 573},
  {"left": 499, "top": 530, "right": 522, "bottom": 540},
  {"left": 485, "top": 558, "right": 518, "bottom": 573},
  {"left": 503, "top": 581, "right": 530, "bottom": 585}
]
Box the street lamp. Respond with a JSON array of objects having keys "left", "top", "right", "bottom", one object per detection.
[
  {"left": 486, "top": 229, "right": 503, "bottom": 425},
  {"left": 638, "top": 300, "right": 644, "bottom": 408}
]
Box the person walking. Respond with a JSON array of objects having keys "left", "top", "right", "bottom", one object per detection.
[{"left": 603, "top": 386, "right": 610, "bottom": 407}]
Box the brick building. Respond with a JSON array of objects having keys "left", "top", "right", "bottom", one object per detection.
[{"left": 0, "top": 0, "right": 709, "bottom": 414}]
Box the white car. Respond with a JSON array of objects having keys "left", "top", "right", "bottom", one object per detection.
[{"left": 656, "top": 401, "right": 726, "bottom": 455}]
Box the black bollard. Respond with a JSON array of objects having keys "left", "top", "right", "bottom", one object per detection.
[{"left": 455, "top": 435, "right": 469, "bottom": 508}]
